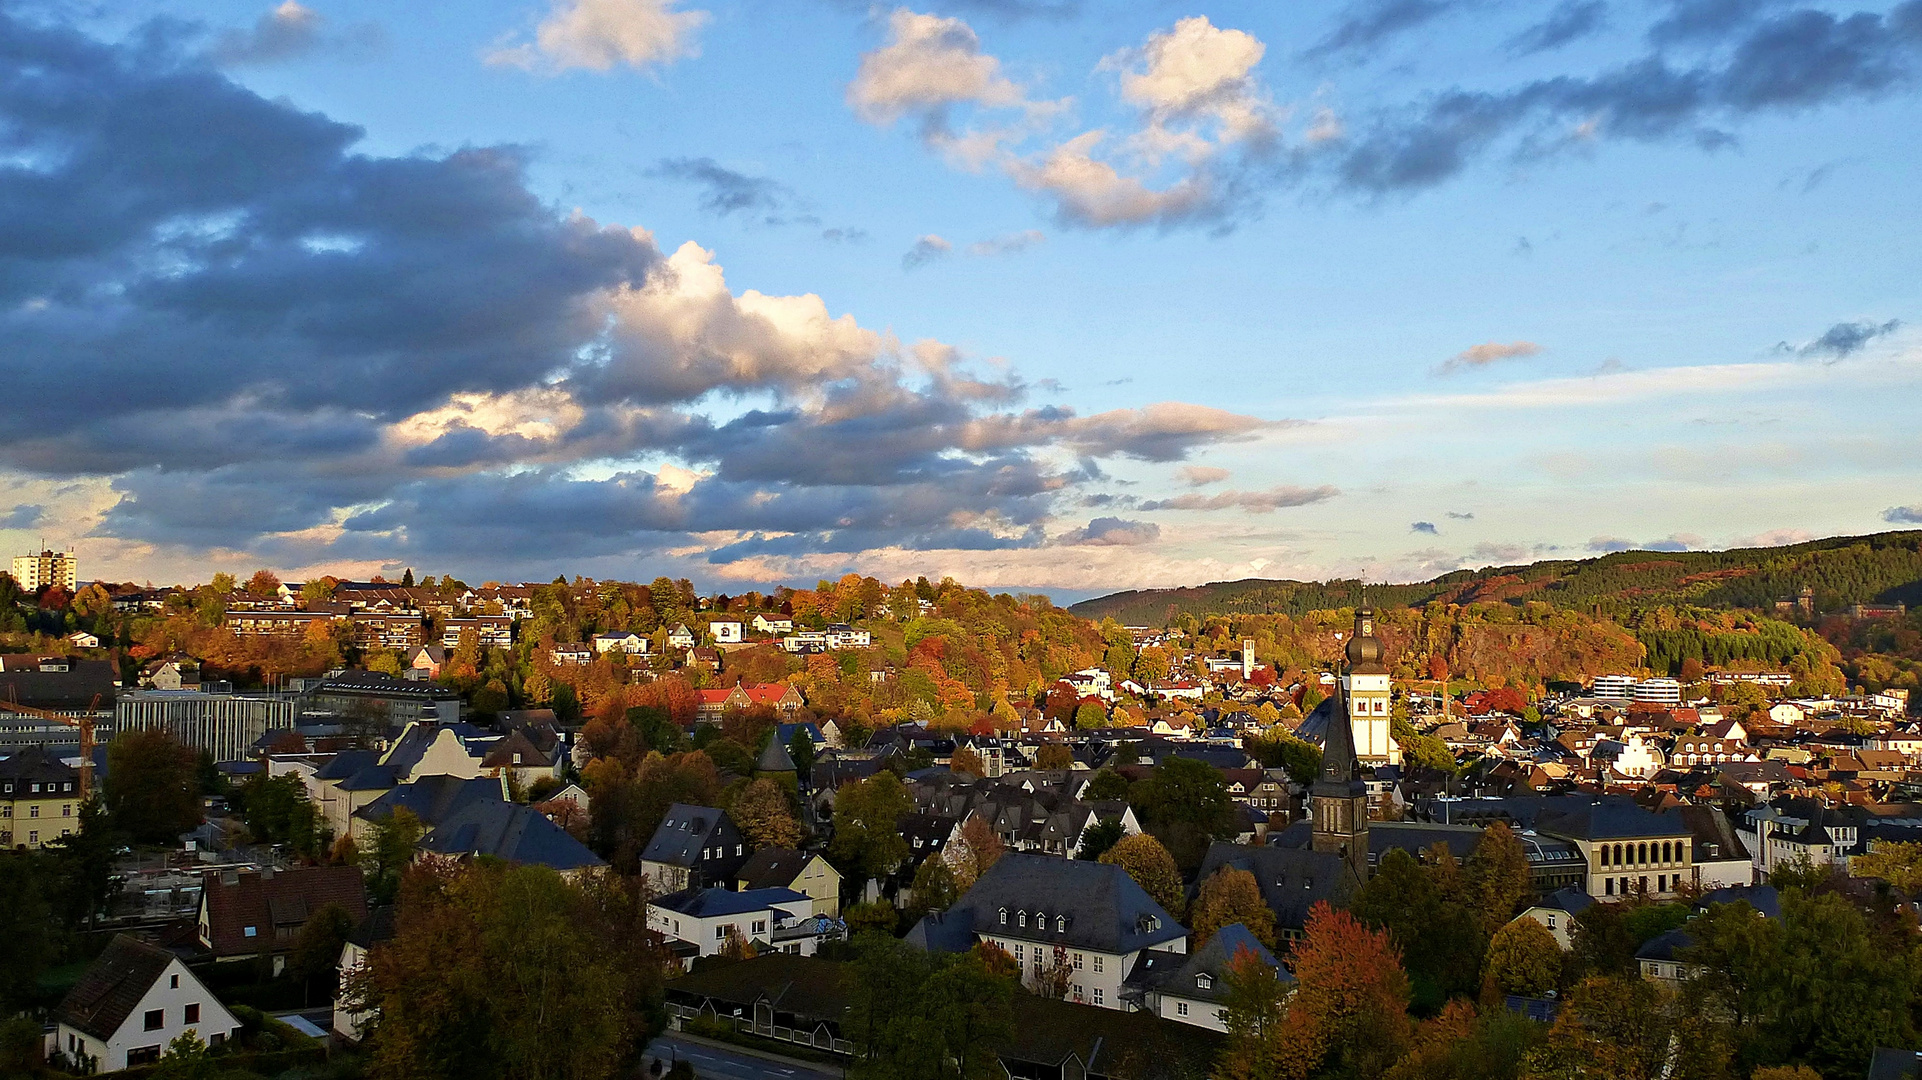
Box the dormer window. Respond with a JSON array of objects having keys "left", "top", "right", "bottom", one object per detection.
[
  {"left": 999, "top": 908, "right": 1008, "bottom": 925},
  {"left": 1018, "top": 911, "right": 1028, "bottom": 928},
  {"left": 1196, "top": 974, "right": 1213, "bottom": 990},
  {"left": 1056, "top": 915, "right": 1066, "bottom": 933}
]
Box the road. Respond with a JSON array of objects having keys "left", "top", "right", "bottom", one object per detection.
[{"left": 640, "top": 1033, "right": 843, "bottom": 1080}]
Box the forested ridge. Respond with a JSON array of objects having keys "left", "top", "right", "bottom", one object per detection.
[{"left": 1070, "top": 530, "right": 1922, "bottom": 624}]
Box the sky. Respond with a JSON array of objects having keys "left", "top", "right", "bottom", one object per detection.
[{"left": 2, "top": 0, "right": 1920, "bottom": 602}]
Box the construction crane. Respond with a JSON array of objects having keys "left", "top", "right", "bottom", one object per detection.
[{"left": 0, "top": 692, "right": 99, "bottom": 799}]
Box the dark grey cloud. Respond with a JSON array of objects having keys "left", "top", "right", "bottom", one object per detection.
[
  {"left": 1648, "top": 0, "right": 1785, "bottom": 44},
  {"left": 1786, "top": 318, "right": 1901, "bottom": 359},
  {"left": 651, "top": 157, "right": 810, "bottom": 224},
  {"left": 1060, "top": 517, "right": 1160, "bottom": 546},
  {"left": 0, "top": 504, "right": 45, "bottom": 530},
  {"left": 1307, "top": 0, "right": 1460, "bottom": 59},
  {"left": 902, "top": 235, "right": 952, "bottom": 269},
  {"left": 1507, "top": 0, "right": 1608, "bottom": 54},
  {"left": 209, "top": 2, "right": 382, "bottom": 66},
  {"left": 1328, "top": 1, "right": 1922, "bottom": 195},
  {"left": 1138, "top": 486, "right": 1339, "bottom": 513},
  {"left": 1411, "top": 520, "right": 1439, "bottom": 534},
  {"left": 1885, "top": 505, "right": 1922, "bottom": 524}
]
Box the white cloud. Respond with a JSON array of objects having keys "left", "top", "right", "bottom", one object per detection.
[
  {"left": 488, "top": 0, "right": 707, "bottom": 73},
  {"left": 967, "top": 229, "right": 1045, "bottom": 256},
  {"left": 848, "top": 9, "right": 1026, "bottom": 126},
  {"left": 1180, "top": 465, "right": 1230, "bottom": 486},
  {"left": 1110, "top": 16, "right": 1275, "bottom": 160}
]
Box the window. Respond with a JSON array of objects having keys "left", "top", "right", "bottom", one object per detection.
[
  {"left": 243, "top": 926, "right": 257, "bottom": 938},
  {"left": 736, "top": 844, "right": 743, "bottom": 856},
  {"left": 184, "top": 1004, "right": 199, "bottom": 1025},
  {"left": 1073, "top": 953, "right": 1083, "bottom": 970},
  {"left": 999, "top": 908, "right": 1008, "bottom": 925},
  {"left": 1599, "top": 846, "right": 1610, "bottom": 867},
  {"left": 28, "top": 805, "right": 37, "bottom": 818},
  {"left": 1176, "top": 1002, "right": 1189, "bottom": 1016},
  {"left": 752, "top": 920, "right": 767, "bottom": 934},
  {"left": 1093, "top": 956, "right": 1103, "bottom": 973},
  {"left": 1093, "top": 988, "right": 1103, "bottom": 1006},
  {"left": 1217, "top": 1010, "right": 1229, "bottom": 1023},
  {"left": 145, "top": 1009, "right": 165, "bottom": 1031},
  {"left": 1546, "top": 914, "right": 1557, "bottom": 930},
  {"left": 1605, "top": 878, "right": 1615, "bottom": 896},
  {"left": 1018, "top": 911, "right": 1028, "bottom": 927},
  {"left": 171, "top": 975, "right": 180, "bottom": 989},
  {"left": 1196, "top": 974, "right": 1212, "bottom": 990},
  {"left": 127, "top": 1046, "right": 162, "bottom": 1067},
  {"left": 1056, "top": 915, "right": 1066, "bottom": 933}
]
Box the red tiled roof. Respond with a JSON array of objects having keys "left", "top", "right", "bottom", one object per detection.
[{"left": 199, "top": 866, "right": 367, "bottom": 957}]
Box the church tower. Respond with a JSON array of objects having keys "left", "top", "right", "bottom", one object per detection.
[
  {"left": 1310, "top": 684, "right": 1371, "bottom": 883},
  {"left": 1342, "top": 607, "right": 1400, "bottom": 766}
]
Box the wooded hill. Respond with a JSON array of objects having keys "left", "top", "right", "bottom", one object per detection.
[{"left": 1069, "top": 530, "right": 1922, "bottom": 625}]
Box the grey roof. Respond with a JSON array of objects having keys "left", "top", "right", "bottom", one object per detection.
[
  {"left": 381, "top": 721, "right": 493, "bottom": 778},
  {"left": 1535, "top": 800, "right": 1690, "bottom": 841},
  {"left": 1532, "top": 887, "right": 1596, "bottom": 916},
  {"left": 419, "top": 800, "right": 605, "bottom": 871},
  {"left": 1152, "top": 923, "right": 1289, "bottom": 1005},
  {"left": 356, "top": 775, "right": 504, "bottom": 827},
  {"left": 641, "top": 803, "right": 735, "bottom": 868},
  {"left": 54, "top": 935, "right": 178, "bottom": 1041},
  {"left": 1868, "top": 1048, "right": 1922, "bottom": 1080},
  {"left": 652, "top": 887, "right": 812, "bottom": 918},
  {"left": 1696, "top": 884, "right": 1781, "bottom": 921},
  {"left": 1196, "top": 842, "right": 1360, "bottom": 933},
  {"left": 905, "top": 908, "right": 980, "bottom": 953},
  {"left": 0, "top": 657, "right": 116, "bottom": 710},
  {"left": 1634, "top": 927, "right": 1695, "bottom": 963},
  {"left": 755, "top": 736, "right": 796, "bottom": 773},
  {"left": 314, "top": 749, "right": 383, "bottom": 782},
  {"left": 735, "top": 847, "right": 811, "bottom": 890},
  {"left": 914, "top": 852, "right": 1186, "bottom": 955}
]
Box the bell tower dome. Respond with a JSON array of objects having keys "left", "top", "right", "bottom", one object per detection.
[{"left": 1341, "top": 607, "right": 1399, "bottom": 766}]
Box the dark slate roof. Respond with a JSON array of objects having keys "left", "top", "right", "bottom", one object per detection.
[
  {"left": 1535, "top": 800, "right": 1690, "bottom": 841},
  {"left": 1697, "top": 884, "right": 1781, "bottom": 920},
  {"left": 664, "top": 953, "right": 853, "bottom": 1023},
  {"left": 1155, "top": 923, "right": 1289, "bottom": 1005},
  {"left": 314, "top": 749, "right": 383, "bottom": 782},
  {"left": 755, "top": 736, "right": 796, "bottom": 773},
  {"left": 905, "top": 908, "right": 980, "bottom": 953},
  {"left": 337, "top": 763, "right": 402, "bottom": 791},
  {"left": 356, "top": 775, "right": 504, "bottom": 827},
  {"left": 652, "top": 887, "right": 812, "bottom": 918},
  {"left": 419, "top": 800, "right": 606, "bottom": 871},
  {"left": 1532, "top": 887, "right": 1595, "bottom": 916},
  {"left": 200, "top": 866, "right": 368, "bottom": 958},
  {"left": 348, "top": 905, "right": 397, "bottom": 949},
  {"left": 641, "top": 803, "right": 736, "bottom": 868},
  {"left": 54, "top": 935, "right": 178, "bottom": 1041},
  {"left": 1677, "top": 804, "right": 1751, "bottom": 863},
  {"left": 381, "top": 720, "right": 492, "bottom": 778},
  {"left": 999, "top": 993, "right": 1222, "bottom": 1077},
  {"left": 1195, "top": 842, "right": 1360, "bottom": 933},
  {"left": 1868, "top": 1047, "right": 1922, "bottom": 1080},
  {"left": 924, "top": 852, "right": 1186, "bottom": 955},
  {"left": 0, "top": 745, "right": 79, "bottom": 786},
  {"left": 1634, "top": 928, "right": 1695, "bottom": 963},
  {"left": 735, "top": 847, "right": 811, "bottom": 890},
  {"left": 0, "top": 657, "right": 116, "bottom": 710}
]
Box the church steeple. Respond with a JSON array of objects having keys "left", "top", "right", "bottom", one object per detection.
[{"left": 1311, "top": 614, "right": 1374, "bottom": 882}]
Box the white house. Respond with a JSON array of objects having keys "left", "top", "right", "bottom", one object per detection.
[
  {"left": 711, "top": 620, "right": 743, "bottom": 643},
  {"left": 68, "top": 630, "right": 101, "bottom": 649},
  {"left": 824, "top": 623, "right": 871, "bottom": 649},
  {"left": 593, "top": 631, "right": 650, "bottom": 656},
  {"left": 905, "top": 853, "right": 1187, "bottom": 1011},
  {"left": 55, "top": 935, "right": 241, "bottom": 1072},
  {"left": 751, "top": 614, "right": 795, "bottom": 634},
  {"left": 1063, "top": 668, "right": 1115, "bottom": 701},
  {"left": 1769, "top": 702, "right": 1807, "bottom": 726},
  {"left": 1140, "top": 923, "right": 1291, "bottom": 1032},
  {"left": 647, "top": 887, "right": 843, "bottom": 958},
  {"left": 667, "top": 624, "right": 697, "bottom": 649},
  {"left": 1511, "top": 889, "right": 1594, "bottom": 950}
]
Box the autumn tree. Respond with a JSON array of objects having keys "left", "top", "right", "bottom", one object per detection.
[
  {"left": 830, "top": 771, "right": 913, "bottom": 885},
  {"left": 1286, "top": 902, "right": 1412, "bottom": 1079},
  {"left": 845, "top": 932, "right": 1014, "bottom": 1080},
  {"left": 1034, "top": 743, "right": 1074, "bottom": 770},
  {"left": 1219, "top": 945, "right": 1314, "bottom": 1080},
  {"left": 1351, "top": 848, "right": 1485, "bottom": 1000},
  {"left": 949, "top": 745, "right": 985, "bottom": 777},
  {"left": 947, "top": 815, "right": 1005, "bottom": 893},
  {"left": 1128, "top": 755, "right": 1236, "bottom": 871},
  {"left": 728, "top": 778, "right": 802, "bottom": 851},
  {"left": 1528, "top": 975, "right": 1730, "bottom": 1080},
  {"left": 1190, "top": 866, "right": 1275, "bottom": 949},
  {"left": 105, "top": 728, "right": 200, "bottom": 843},
  {"left": 1098, "top": 832, "right": 1184, "bottom": 919},
  {"left": 1484, "top": 916, "right": 1560, "bottom": 997},
  {"left": 1466, "top": 821, "right": 1533, "bottom": 935},
  {"left": 245, "top": 569, "right": 281, "bottom": 598},
  {"left": 1852, "top": 840, "right": 1922, "bottom": 893}
]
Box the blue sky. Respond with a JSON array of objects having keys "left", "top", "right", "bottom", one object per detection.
[{"left": 3, "top": 0, "right": 1920, "bottom": 600}]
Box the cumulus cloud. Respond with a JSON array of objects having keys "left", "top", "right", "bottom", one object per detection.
[
  {"left": 0, "top": 11, "right": 1281, "bottom": 575},
  {"left": 0, "top": 505, "right": 45, "bottom": 530},
  {"left": 1507, "top": 0, "right": 1609, "bottom": 54},
  {"left": 488, "top": 0, "right": 706, "bottom": 73},
  {"left": 1180, "top": 465, "right": 1230, "bottom": 487},
  {"left": 1411, "top": 520, "right": 1439, "bottom": 534},
  {"left": 967, "top": 229, "right": 1045, "bottom": 255},
  {"left": 1885, "top": 505, "right": 1922, "bottom": 524},
  {"left": 1139, "top": 485, "right": 1340, "bottom": 512},
  {"left": 848, "top": 9, "right": 1028, "bottom": 134},
  {"left": 902, "top": 234, "right": 953, "bottom": 268},
  {"left": 1060, "top": 516, "right": 1161, "bottom": 546},
  {"left": 1439, "top": 340, "right": 1544, "bottom": 373},
  {"left": 1786, "top": 318, "right": 1901, "bottom": 360}
]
